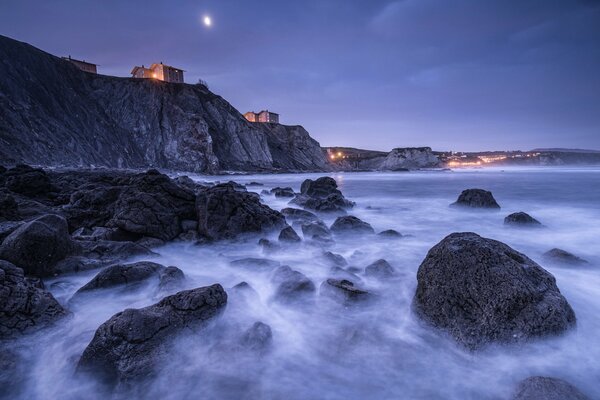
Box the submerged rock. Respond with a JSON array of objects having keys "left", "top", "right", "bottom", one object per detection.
[
  {"left": 278, "top": 226, "right": 301, "bottom": 243},
  {"left": 330, "top": 216, "right": 375, "bottom": 235},
  {"left": 320, "top": 278, "right": 371, "bottom": 305},
  {"left": 504, "top": 212, "right": 542, "bottom": 226},
  {"left": 450, "top": 189, "right": 500, "bottom": 209},
  {"left": 0, "top": 260, "right": 67, "bottom": 339},
  {"left": 72, "top": 262, "right": 168, "bottom": 296},
  {"left": 413, "top": 232, "right": 576, "bottom": 350},
  {"left": 301, "top": 220, "right": 332, "bottom": 240},
  {"left": 271, "top": 265, "right": 316, "bottom": 303},
  {"left": 322, "top": 251, "right": 348, "bottom": 267},
  {"left": 512, "top": 376, "right": 590, "bottom": 400},
  {"left": 77, "top": 284, "right": 227, "bottom": 386},
  {"left": 271, "top": 187, "right": 295, "bottom": 198},
  {"left": 280, "top": 207, "right": 319, "bottom": 223},
  {"left": 378, "top": 229, "right": 403, "bottom": 238},
  {"left": 365, "top": 259, "right": 395, "bottom": 279},
  {"left": 542, "top": 248, "right": 589, "bottom": 266},
  {"left": 240, "top": 321, "right": 273, "bottom": 353},
  {"left": 229, "top": 258, "right": 281, "bottom": 271},
  {"left": 158, "top": 266, "right": 186, "bottom": 293},
  {"left": 196, "top": 183, "right": 286, "bottom": 240}
]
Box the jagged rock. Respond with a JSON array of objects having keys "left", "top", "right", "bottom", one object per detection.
[
  {"left": 365, "top": 259, "right": 395, "bottom": 279},
  {"left": 271, "top": 187, "right": 295, "bottom": 197},
  {"left": 229, "top": 258, "right": 281, "bottom": 271},
  {"left": 278, "top": 226, "right": 301, "bottom": 243},
  {"left": 291, "top": 177, "right": 354, "bottom": 212},
  {"left": 450, "top": 189, "right": 500, "bottom": 209},
  {"left": 271, "top": 265, "right": 315, "bottom": 303},
  {"left": 413, "top": 232, "right": 576, "bottom": 350},
  {"left": 379, "top": 147, "right": 441, "bottom": 170},
  {"left": 158, "top": 266, "right": 186, "bottom": 293},
  {"left": 196, "top": 183, "right": 286, "bottom": 240},
  {"left": 1, "top": 165, "right": 53, "bottom": 196},
  {"left": 239, "top": 322, "right": 273, "bottom": 353},
  {"left": 0, "top": 191, "right": 19, "bottom": 221},
  {"left": 301, "top": 221, "right": 332, "bottom": 239},
  {"left": 330, "top": 216, "right": 375, "bottom": 235},
  {"left": 378, "top": 229, "right": 403, "bottom": 238},
  {"left": 281, "top": 207, "right": 319, "bottom": 223},
  {"left": 322, "top": 251, "right": 348, "bottom": 267},
  {"left": 504, "top": 212, "right": 542, "bottom": 226},
  {"left": 512, "top": 376, "right": 590, "bottom": 400},
  {"left": 0, "top": 214, "right": 76, "bottom": 277},
  {"left": 542, "top": 248, "right": 589, "bottom": 266},
  {"left": 76, "top": 284, "right": 227, "bottom": 386},
  {"left": 0, "top": 260, "right": 67, "bottom": 339},
  {"left": 320, "top": 279, "right": 371, "bottom": 305}
]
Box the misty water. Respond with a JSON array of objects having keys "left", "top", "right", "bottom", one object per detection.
[{"left": 14, "top": 167, "right": 600, "bottom": 399}]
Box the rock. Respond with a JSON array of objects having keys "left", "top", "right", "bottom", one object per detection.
[
  {"left": 229, "top": 258, "right": 281, "bottom": 271},
  {"left": 158, "top": 266, "right": 186, "bottom": 293},
  {"left": 378, "top": 229, "right": 403, "bottom": 238},
  {"left": 301, "top": 221, "right": 332, "bottom": 239},
  {"left": 278, "top": 226, "right": 301, "bottom": 243},
  {"left": 280, "top": 207, "right": 319, "bottom": 223},
  {"left": 246, "top": 182, "right": 264, "bottom": 187},
  {"left": 260, "top": 189, "right": 271, "bottom": 195},
  {"left": 512, "top": 376, "right": 590, "bottom": 400},
  {"left": 300, "top": 177, "right": 339, "bottom": 197},
  {"left": 77, "top": 240, "right": 155, "bottom": 263},
  {"left": 322, "top": 251, "right": 348, "bottom": 267},
  {"left": 2, "top": 165, "right": 53, "bottom": 196},
  {"left": 77, "top": 284, "right": 227, "bottom": 386},
  {"left": 329, "top": 266, "right": 362, "bottom": 283},
  {"left": 291, "top": 177, "right": 355, "bottom": 212},
  {"left": 0, "top": 214, "right": 75, "bottom": 277},
  {"left": 413, "top": 232, "right": 576, "bottom": 350},
  {"left": 0, "top": 260, "right": 67, "bottom": 339},
  {"left": 504, "top": 212, "right": 542, "bottom": 226},
  {"left": 239, "top": 322, "right": 273, "bottom": 353},
  {"left": 451, "top": 188, "right": 501, "bottom": 209},
  {"left": 258, "top": 238, "right": 280, "bottom": 253},
  {"left": 365, "top": 259, "right": 395, "bottom": 279},
  {"left": 73, "top": 262, "right": 167, "bottom": 296},
  {"left": 271, "top": 187, "right": 295, "bottom": 197},
  {"left": 379, "top": 147, "right": 441, "bottom": 170},
  {"left": 196, "top": 183, "right": 286, "bottom": 240},
  {"left": 180, "top": 219, "right": 198, "bottom": 232},
  {"left": 136, "top": 237, "right": 166, "bottom": 249},
  {"left": 542, "top": 248, "right": 589, "bottom": 266},
  {"left": 0, "top": 221, "right": 23, "bottom": 243},
  {"left": 271, "top": 265, "right": 316, "bottom": 303},
  {"left": 330, "top": 216, "right": 375, "bottom": 235},
  {"left": 320, "top": 279, "right": 370, "bottom": 305},
  {"left": 0, "top": 191, "right": 20, "bottom": 221}
]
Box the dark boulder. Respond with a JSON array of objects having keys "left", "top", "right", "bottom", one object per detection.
[
  {"left": 542, "top": 248, "right": 589, "bottom": 266},
  {"left": 0, "top": 214, "right": 75, "bottom": 277},
  {"left": 72, "top": 262, "right": 167, "bottom": 296},
  {"left": 196, "top": 183, "right": 286, "bottom": 240},
  {"left": 504, "top": 212, "right": 542, "bottom": 226},
  {"left": 378, "top": 229, "right": 403, "bottom": 238},
  {"left": 0, "top": 221, "right": 23, "bottom": 243},
  {"left": 365, "top": 259, "right": 395, "bottom": 279},
  {"left": 300, "top": 176, "right": 338, "bottom": 197},
  {"left": 329, "top": 266, "right": 362, "bottom": 283},
  {"left": 301, "top": 221, "right": 332, "bottom": 239},
  {"left": 77, "top": 284, "right": 227, "bottom": 385},
  {"left": 322, "top": 251, "right": 348, "bottom": 267},
  {"left": 291, "top": 176, "right": 355, "bottom": 212},
  {"left": 270, "top": 187, "right": 295, "bottom": 198},
  {"left": 0, "top": 191, "right": 20, "bottom": 221},
  {"left": 413, "top": 232, "right": 576, "bottom": 350},
  {"left": 2, "top": 165, "right": 53, "bottom": 197},
  {"left": 0, "top": 260, "right": 67, "bottom": 339},
  {"left": 278, "top": 226, "right": 301, "bottom": 243},
  {"left": 320, "top": 278, "right": 371, "bottom": 305},
  {"left": 512, "top": 376, "right": 590, "bottom": 400},
  {"left": 271, "top": 265, "right": 316, "bottom": 303},
  {"left": 281, "top": 207, "right": 319, "bottom": 223},
  {"left": 451, "top": 189, "right": 500, "bottom": 209},
  {"left": 245, "top": 182, "right": 264, "bottom": 187},
  {"left": 158, "top": 266, "right": 186, "bottom": 293},
  {"left": 240, "top": 321, "right": 273, "bottom": 353},
  {"left": 330, "top": 216, "right": 375, "bottom": 235},
  {"left": 229, "top": 257, "right": 281, "bottom": 271}
]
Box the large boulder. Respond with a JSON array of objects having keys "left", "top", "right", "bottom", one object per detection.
[
  {"left": 196, "top": 183, "right": 286, "bottom": 240},
  {"left": 0, "top": 260, "right": 67, "bottom": 339},
  {"left": 291, "top": 177, "right": 355, "bottom": 212},
  {"left": 271, "top": 265, "right": 315, "bottom": 303},
  {"left": 1, "top": 165, "right": 53, "bottom": 197},
  {"left": 504, "top": 212, "right": 542, "bottom": 226},
  {"left": 365, "top": 259, "right": 395, "bottom": 279},
  {"left": 278, "top": 226, "right": 301, "bottom": 243},
  {"left": 0, "top": 214, "right": 76, "bottom": 277},
  {"left": 301, "top": 221, "right": 332, "bottom": 240},
  {"left": 77, "top": 284, "right": 227, "bottom": 386},
  {"left": 413, "top": 232, "right": 576, "bottom": 350},
  {"left": 270, "top": 187, "right": 295, "bottom": 198},
  {"left": 451, "top": 189, "right": 500, "bottom": 209},
  {"left": 512, "top": 376, "right": 590, "bottom": 400},
  {"left": 542, "top": 248, "right": 589, "bottom": 266},
  {"left": 330, "top": 216, "right": 375, "bottom": 235}
]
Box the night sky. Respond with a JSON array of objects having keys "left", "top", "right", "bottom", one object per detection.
[{"left": 1, "top": 0, "right": 599, "bottom": 151}]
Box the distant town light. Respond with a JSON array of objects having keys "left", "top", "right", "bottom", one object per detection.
[
  {"left": 337, "top": 152, "right": 342, "bottom": 157},
  {"left": 203, "top": 15, "right": 212, "bottom": 27}
]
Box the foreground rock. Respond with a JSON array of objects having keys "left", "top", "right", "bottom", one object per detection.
[
  {"left": 320, "top": 279, "right": 371, "bottom": 305},
  {"left": 542, "top": 248, "right": 589, "bottom": 266},
  {"left": 0, "top": 214, "right": 75, "bottom": 277},
  {"left": 330, "top": 216, "right": 375, "bottom": 235},
  {"left": 291, "top": 177, "right": 354, "bottom": 212},
  {"left": 512, "top": 376, "right": 590, "bottom": 400},
  {"left": 240, "top": 321, "right": 273, "bottom": 353},
  {"left": 0, "top": 260, "right": 67, "bottom": 339},
  {"left": 77, "top": 284, "right": 227, "bottom": 386},
  {"left": 196, "top": 183, "right": 286, "bottom": 240},
  {"left": 278, "top": 226, "right": 301, "bottom": 243},
  {"left": 271, "top": 266, "right": 316, "bottom": 303},
  {"left": 413, "top": 232, "right": 576, "bottom": 350},
  {"left": 451, "top": 189, "right": 500, "bottom": 209},
  {"left": 504, "top": 212, "right": 542, "bottom": 226}
]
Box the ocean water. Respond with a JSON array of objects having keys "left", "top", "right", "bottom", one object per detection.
[{"left": 16, "top": 167, "right": 600, "bottom": 399}]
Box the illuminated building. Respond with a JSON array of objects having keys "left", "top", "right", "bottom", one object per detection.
[
  {"left": 244, "top": 110, "right": 280, "bottom": 124},
  {"left": 131, "top": 62, "right": 184, "bottom": 83}
]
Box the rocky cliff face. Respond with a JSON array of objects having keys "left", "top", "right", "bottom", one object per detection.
[
  {"left": 330, "top": 147, "right": 441, "bottom": 171},
  {"left": 0, "top": 35, "right": 327, "bottom": 173}
]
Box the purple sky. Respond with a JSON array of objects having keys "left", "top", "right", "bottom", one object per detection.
[{"left": 1, "top": 0, "right": 599, "bottom": 151}]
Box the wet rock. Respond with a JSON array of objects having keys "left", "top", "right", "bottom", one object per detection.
[
  {"left": 301, "top": 221, "right": 332, "bottom": 239},
  {"left": 542, "top": 248, "right": 589, "bottom": 266},
  {"left": 258, "top": 238, "right": 280, "bottom": 253},
  {"left": 196, "top": 183, "right": 286, "bottom": 240},
  {"left": 0, "top": 221, "right": 23, "bottom": 243},
  {"left": 320, "top": 278, "right": 371, "bottom": 305},
  {"left": 240, "top": 322, "right": 272, "bottom": 353},
  {"left": 0, "top": 214, "right": 76, "bottom": 277},
  {"left": 330, "top": 216, "right": 375, "bottom": 235},
  {"left": 413, "top": 232, "right": 576, "bottom": 350},
  {"left": 365, "top": 259, "right": 395, "bottom": 279},
  {"left": 291, "top": 177, "right": 355, "bottom": 212},
  {"left": 180, "top": 219, "right": 198, "bottom": 232},
  {"left": 378, "top": 229, "right": 403, "bottom": 238},
  {"left": 504, "top": 212, "right": 542, "bottom": 226},
  {"left": 0, "top": 191, "right": 20, "bottom": 221},
  {"left": 512, "top": 376, "right": 590, "bottom": 400},
  {"left": 2, "top": 165, "right": 53, "bottom": 197},
  {"left": 271, "top": 265, "right": 316, "bottom": 303},
  {"left": 77, "top": 284, "right": 227, "bottom": 386},
  {"left": 281, "top": 207, "right": 319, "bottom": 223},
  {"left": 450, "top": 188, "right": 500, "bottom": 209},
  {"left": 300, "top": 176, "right": 339, "bottom": 198},
  {"left": 136, "top": 236, "right": 166, "bottom": 249},
  {"left": 73, "top": 262, "right": 167, "bottom": 296},
  {"left": 230, "top": 258, "right": 281, "bottom": 271},
  {"left": 271, "top": 187, "right": 295, "bottom": 197},
  {"left": 329, "top": 266, "right": 363, "bottom": 283},
  {"left": 322, "top": 251, "right": 348, "bottom": 267},
  {"left": 0, "top": 260, "right": 67, "bottom": 339},
  {"left": 260, "top": 189, "right": 271, "bottom": 195},
  {"left": 158, "top": 266, "right": 186, "bottom": 293},
  {"left": 278, "top": 226, "right": 301, "bottom": 243},
  {"left": 245, "top": 182, "right": 264, "bottom": 187}
]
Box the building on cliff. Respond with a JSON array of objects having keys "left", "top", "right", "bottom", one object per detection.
[
  {"left": 131, "top": 62, "right": 184, "bottom": 83},
  {"left": 62, "top": 56, "right": 97, "bottom": 74},
  {"left": 244, "top": 110, "right": 279, "bottom": 124}
]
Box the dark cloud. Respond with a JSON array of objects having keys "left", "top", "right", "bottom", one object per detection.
[{"left": 1, "top": 0, "right": 599, "bottom": 151}]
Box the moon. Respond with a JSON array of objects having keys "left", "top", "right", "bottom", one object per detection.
[{"left": 203, "top": 15, "right": 212, "bottom": 27}]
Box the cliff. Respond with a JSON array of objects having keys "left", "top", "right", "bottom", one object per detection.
[
  {"left": 0, "top": 35, "right": 328, "bottom": 173},
  {"left": 327, "top": 147, "right": 441, "bottom": 171}
]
